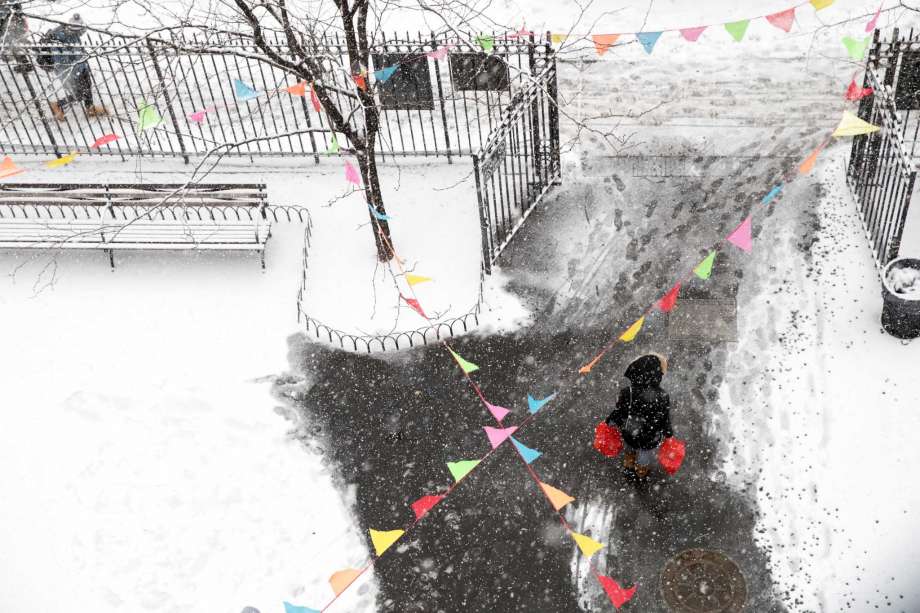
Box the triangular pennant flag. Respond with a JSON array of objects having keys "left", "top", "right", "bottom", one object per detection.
[
  {"left": 485, "top": 402, "right": 511, "bottom": 422},
  {"left": 406, "top": 273, "right": 432, "bottom": 286},
  {"left": 694, "top": 251, "right": 716, "bottom": 280},
  {"left": 842, "top": 35, "right": 870, "bottom": 61},
  {"left": 571, "top": 532, "right": 603, "bottom": 557},
  {"left": 476, "top": 35, "right": 494, "bottom": 52},
  {"left": 679, "top": 26, "right": 706, "bottom": 42},
  {"left": 374, "top": 65, "right": 398, "bottom": 82},
  {"left": 345, "top": 160, "right": 361, "bottom": 185},
  {"left": 368, "top": 204, "right": 392, "bottom": 221},
  {"left": 0, "top": 156, "right": 24, "bottom": 179},
  {"left": 811, "top": 0, "right": 834, "bottom": 9},
  {"left": 636, "top": 31, "right": 662, "bottom": 54},
  {"left": 510, "top": 437, "right": 541, "bottom": 464},
  {"left": 597, "top": 576, "right": 637, "bottom": 610},
  {"left": 369, "top": 529, "right": 405, "bottom": 556},
  {"left": 137, "top": 103, "right": 162, "bottom": 131},
  {"left": 45, "top": 151, "right": 77, "bottom": 169},
  {"left": 329, "top": 568, "right": 361, "bottom": 595},
  {"left": 724, "top": 19, "right": 750, "bottom": 42},
  {"left": 539, "top": 482, "right": 575, "bottom": 511},
  {"left": 726, "top": 216, "right": 753, "bottom": 253},
  {"left": 328, "top": 134, "right": 341, "bottom": 154},
  {"left": 401, "top": 294, "right": 427, "bottom": 318},
  {"left": 484, "top": 425, "right": 518, "bottom": 448},
  {"left": 286, "top": 81, "right": 307, "bottom": 96},
  {"left": 188, "top": 109, "right": 208, "bottom": 123},
  {"left": 550, "top": 33, "right": 568, "bottom": 44},
  {"left": 578, "top": 352, "right": 604, "bottom": 375},
  {"left": 310, "top": 85, "right": 322, "bottom": 112},
  {"left": 447, "top": 459, "right": 480, "bottom": 482},
  {"left": 511, "top": 25, "right": 533, "bottom": 38},
  {"left": 233, "top": 79, "right": 261, "bottom": 101},
  {"left": 658, "top": 281, "right": 681, "bottom": 312},
  {"left": 832, "top": 110, "right": 880, "bottom": 137},
  {"left": 353, "top": 73, "right": 367, "bottom": 91},
  {"left": 845, "top": 78, "right": 873, "bottom": 101},
  {"left": 766, "top": 8, "right": 796, "bottom": 32},
  {"left": 762, "top": 184, "right": 782, "bottom": 205},
  {"left": 411, "top": 494, "right": 444, "bottom": 519},
  {"left": 90, "top": 133, "right": 119, "bottom": 148},
  {"left": 427, "top": 46, "right": 450, "bottom": 60},
  {"left": 799, "top": 144, "right": 823, "bottom": 174},
  {"left": 592, "top": 34, "right": 620, "bottom": 56},
  {"left": 284, "top": 602, "right": 320, "bottom": 613},
  {"left": 527, "top": 392, "right": 556, "bottom": 414},
  {"left": 619, "top": 316, "right": 644, "bottom": 342},
  {"left": 447, "top": 347, "right": 479, "bottom": 374},
  {"left": 867, "top": 4, "right": 882, "bottom": 32}
]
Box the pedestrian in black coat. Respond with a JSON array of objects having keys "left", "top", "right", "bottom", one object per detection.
[{"left": 605, "top": 353, "right": 673, "bottom": 478}]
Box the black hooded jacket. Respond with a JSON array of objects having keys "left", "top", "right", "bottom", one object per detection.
[{"left": 605, "top": 354, "right": 673, "bottom": 450}]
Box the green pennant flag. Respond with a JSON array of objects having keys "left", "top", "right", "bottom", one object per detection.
[
  {"left": 448, "top": 348, "right": 479, "bottom": 374},
  {"left": 694, "top": 251, "right": 716, "bottom": 280},
  {"left": 842, "top": 35, "right": 870, "bottom": 61},
  {"left": 328, "top": 134, "right": 340, "bottom": 154},
  {"left": 137, "top": 103, "right": 162, "bottom": 132},
  {"left": 476, "top": 35, "right": 494, "bottom": 52},
  {"left": 447, "top": 460, "right": 480, "bottom": 482},
  {"left": 724, "top": 20, "right": 750, "bottom": 42}
]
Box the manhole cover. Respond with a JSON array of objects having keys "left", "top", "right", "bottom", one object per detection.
[{"left": 660, "top": 549, "right": 747, "bottom": 613}]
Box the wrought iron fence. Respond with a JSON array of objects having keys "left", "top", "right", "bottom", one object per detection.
[
  {"left": 847, "top": 30, "right": 918, "bottom": 271},
  {"left": 473, "top": 60, "right": 560, "bottom": 273},
  {"left": 1, "top": 18, "right": 554, "bottom": 162}
]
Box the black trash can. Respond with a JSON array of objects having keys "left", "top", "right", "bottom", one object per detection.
[{"left": 881, "top": 257, "right": 920, "bottom": 339}]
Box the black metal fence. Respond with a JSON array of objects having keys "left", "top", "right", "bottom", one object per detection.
[
  {"left": 847, "top": 29, "right": 918, "bottom": 270},
  {"left": 1, "top": 19, "right": 554, "bottom": 162},
  {"left": 474, "top": 60, "right": 560, "bottom": 273}
]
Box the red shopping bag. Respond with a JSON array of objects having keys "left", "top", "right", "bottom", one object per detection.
[
  {"left": 658, "top": 437, "right": 686, "bottom": 475},
  {"left": 594, "top": 422, "right": 623, "bottom": 458}
]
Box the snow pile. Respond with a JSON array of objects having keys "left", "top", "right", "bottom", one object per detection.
[{"left": 886, "top": 264, "right": 920, "bottom": 295}]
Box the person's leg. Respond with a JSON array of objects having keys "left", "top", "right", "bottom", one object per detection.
[
  {"left": 79, "top": 68, "right": 107, "bottom": 116},
  {"left": 634, "top": 447, "right": 657, "bottom": 478}
]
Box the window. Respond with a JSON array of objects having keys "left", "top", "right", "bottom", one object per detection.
[
  {"left": 372, "top": 52, "right": 434, "bottom": 111},
  {"left": 449, "top": 53, "right": 510, "bottom": 91}
]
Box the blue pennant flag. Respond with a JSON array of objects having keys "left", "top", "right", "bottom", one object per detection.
[
  {"left": 636, "top": 31, "right": 662, "bottom": 54},
  {"left": 511, "top": 437, "right": 542, "bottom": 464},
  {"left": 284, "top": 602, "right": 320, "bottom": 613},
  {"left": 762, "top": 184, "right": 782, "bottom": 205},
  {"left": 374, "top": 65, "right": 398, "bottom": 82},
  {"left": 527, "top": 392, "right": 557, "bottom": 414},
  {"left": 234, "top": 79, "right": 262, "bottom": 101},
  {"left": 369, "top": 204, "right": 393, "bottom": 221}
]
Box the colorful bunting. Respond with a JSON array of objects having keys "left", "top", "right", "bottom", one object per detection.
[
  {"left": 694, "top": 251, "right": 716, "bottom": 280},
  {"left": 427, "top": 46, "right": 450, "bottom": 60},
  {"left": 345, "top": 160, "right": 361, "bottom": 185},
  {"left": 510, "top": 437, "right": 541, "bottom": 464},
  {"left": 328, "top": 134, "right": 341, "bottom": 154},
  {"left": 286, "top": 81, "right": 307, "bottom": 96},
  {"left": 845, "top": 78, "right": 873, "bottom": 101},
  {"left": 484, "top": 425, "right": 518, "bottom": 448},
  {"left": 726, "top": 216, "right": 753, "bottom": 253},
  {"left": 680, "top": 26, "right": 706, "bottom": 42},
  {"left": 374, "top": 65, "right": 398, "bottom": 82},
  {"left": 448, "top": 347, "right": 479, "bottom": 374},
  {"left": 485, "top": 402, "right": 511, "bottom": 422},
  {"left": 353, "top": 73, "right": 367, "bottom": 91},
  {"left": 188, "top": 109, "right": 208, "bottom": 123},
  {"left": 527, "top": 393, "right": 556, "bottom": 414},
  {"left": 550, "top": 33, "right": 568, "bottom": 44},
  {"left": 832, "top": 110, "right": 880, "bottom": 137},
  {"left": 571, "top": 532, "right": 604, "bottom": 557},
  {"left": 658, "top": 282, "right": 681, "bottom": 312},
  {"left": 411, "top": 494, "right": 445, "bottom": 519},
  {"left": 406, "top": 273, "right": 432, "bottom": 286},
  {"left": 0, "top": 156, "right": 24, "bottom": 179},
  {"left": 842, "top": 35, "right": 870, "bottom": 61},
  {"left": 766, "top": 8, "right": 796, "bottom": 32},
  {"left": 592, "top": 34, "right": 620, "bottom": 56},
  {"left": 761, "top": 184, "right": 782, "bottom": 205},
  {"left": 369, "top": 204, "right": 392, "bottom": 221},
  {"left": 578, "top": 353, "right": 604, "bottom": 375},
  {"left": 90, "top": 133, "right": 119, "bottom": 148},
  {"left": 597, "top": 576, "right": 637, "bottom": 610},
  {"left": 402, "top": 294, "right": 427, "bottom": 318},
  {"left": 369, "top": 529, "right": 405, "bottom": 556},
  {"left": 283, "top": 602, "right": 320, "bottom": 613},
  {"left": 311, "top": 85, "right": 322, "bottom": 112},
  {"left": 724, "top": 20, "right": 750, "bottom": 42},
  {"left": 866, "top": 4, "right": 882, "bottom": 32},
  {"left": 810, "top": 0, "right": 834, "bottom": 9},
  {"left": 45, "top": 152, "right": 77, "bottom": 169},
  {"left": 476, "top": 35, "right": 494, "bottom": 52},
  {"left": 619, "top": 316, "right": 644, "bottom": 342},
  {"left": 233, "top": 79, "right": 261, "bottom": 101},
  {"left": 511, "top": 25, "right": 533, "bottom": 38},
  {"left": 137, "top": 103, "right": 162, "bottom": 132},
  {"left": 636, "top": 31, "right": 662, "bottom": 55},
  {"left": 329, "top": 568, "right": 362, "bottom": 595},
  {"left": 539, "top": 482, "right": 575, "bottom": 511},
  {"left": 799, "top": 144, "right": 823, "bottom": 175},
  {"left": 447, "top": 459, "right": 480, "bottom": 482}
]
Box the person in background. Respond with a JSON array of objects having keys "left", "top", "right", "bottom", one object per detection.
[
  {"left": 605, "top": 353, "right": 673, "bottom": 479},
  {"left": 0, "top": 2, "right": 32, "bottom": 74},
  {"left": 46, "top": 13, "right": 107, "bottom": 120}
]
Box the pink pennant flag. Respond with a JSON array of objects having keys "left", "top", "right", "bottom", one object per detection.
[
  {"left": 411, "top": 494, "right": 445, "bottom": 520},
  {"left": 597, "top": 575, "right": 637, "bottom": 609},
  {"left": 510, "top": 24, "right": 533, "bottom": 38},
  {"left": 311, "top": 85, "right": 322, "bottom": 113},
  {"left": 484, "top": 426, "right": 518, "bottom": 448},
  {"left": 680, "top": 26, "right": 706, "bottom": 42},
  {"left": 726, "top": 215, "right": 753, "bottom": 253},
  {"left": 188, "top": 110, "right": 208, "bottom": 123},
  {"left": 658, "top": 281, "right": 681, "bottom": 312},
  {"left": 766, "top": 8, "right": 796, "bottom": 33},
  {"left": 845, "top": 78, "right": 873, "bottom": 101},
  {"left": 426, "top": 46, "right": 450, "bottom": 60},
  {"left": 485, "top": 402, "right": 511, "bottom": 422},
  {"left": 401, "top": 294, "right": 427, "bottom": 318},
  {"left": 345, "top": 160, "right": 361, "bottom": 185},
  {"left": 866, "top": 4, "right": 882, "bottom": 32},
  {"left": 90, "top": 133, "right": 119, "bottom": 148}
]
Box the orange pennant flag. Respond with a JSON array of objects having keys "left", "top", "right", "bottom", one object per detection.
[
  {"left": 286, "top": 81, "right": 307, "bottom": 96},
  {"left": 619, "top": 316, "right": 645, "bottom": 342},
  {"left": 592, "top": 34, "right": 620, "bottom": 56},
  {"left": 579, "top": 352, "right": 604, "bottom": 375},
  {"left": 0, "top": 155, "right": 24, "bottom": 179},
  {"left": 329, "top": 568, "right": 362, "bottom": 595},
  {"left": 353, "top": 73, "right": 367, "bottom": 91},
  {"left": 540, "top": 482, "right": 575, "bottom": 510},
  {"left": 799, "top": 144, "right": 824, "bottom": 175}
]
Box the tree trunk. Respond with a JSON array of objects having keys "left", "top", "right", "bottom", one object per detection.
[{"left": 357, "top": 147, "right": 394, "bottom": 261}]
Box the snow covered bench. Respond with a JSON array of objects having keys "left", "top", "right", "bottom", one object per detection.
[{"left": 0, "top": 218, "right": 272, "bottom": 269}]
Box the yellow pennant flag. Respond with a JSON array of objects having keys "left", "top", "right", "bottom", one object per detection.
[
  {"left": 540, "top": 482, "right": 575, "bottom": 511},
  {"left": 619, "top": 316, "right": 645, "bottom": 342},
  {"left": 832, "top": 110, "right": 880, "bottom": 137},
  {"left": 45, "top": 151, "right": 78, "bottom": 169},
  {"left": 550, "top": 33, "right": 568, "bottom": 44},
  {"left": 329, "top": 568, "right": 362, "bottom": 595},
  {"left": 571, "top": 531, "right": 604, "bottom": 557},
  {"left": 369, "top": 529, "right": 405, "bottom": 556},
  {"left": 406, "top": 273, "right": 432, "bottom": 286},
  {"left": 810, "top": 0, "right": 834, "bottom": 9}
]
